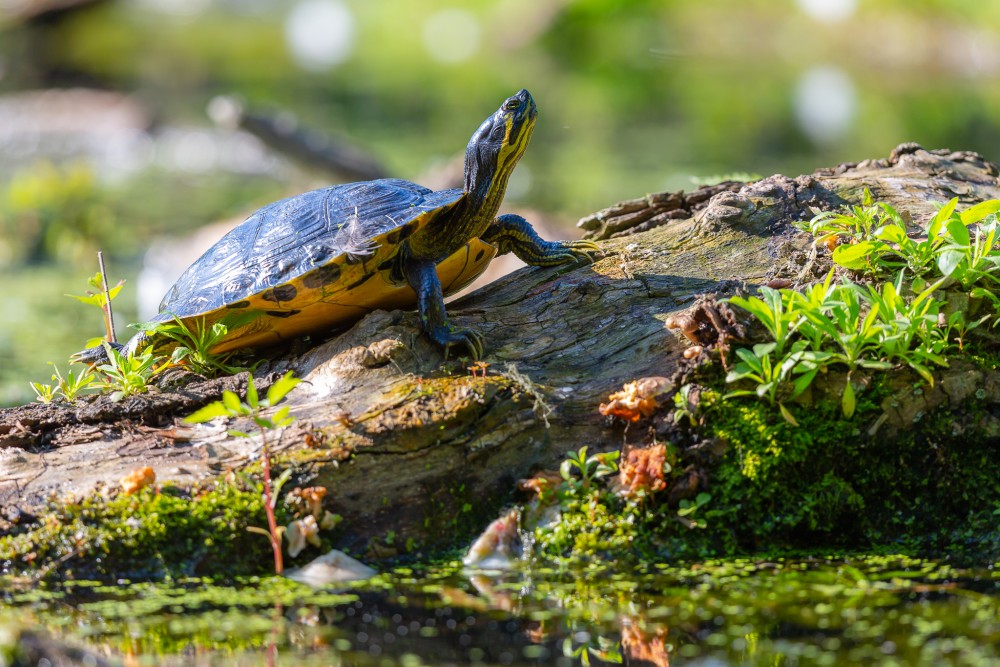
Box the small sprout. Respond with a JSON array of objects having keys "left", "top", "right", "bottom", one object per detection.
[
  {"left": 676, "top": 492, "right": 712, "bottom": 529},
  {"left": 120, "top": 466, "right": 156, "bottom": 495},
  {"left": 30, "top": 381, "right": 58, "bottom": 404},
  {"left": 94, "top": 343, "right": 160, "bottom": 401},
  {"left": 672, "top": 383, "right": 700, "bottom": 427},
  {"left": 51, "top": 364, "right": 96, "bottom": 401},
  {"left": 599, "top": 377, "right": 671, "bottom": 422},
  {"left": 149, "top": 312, "right": 259, "bottom": 377},
  {"left": 185, "top": 372, "right": 301, "bottom": 574}
]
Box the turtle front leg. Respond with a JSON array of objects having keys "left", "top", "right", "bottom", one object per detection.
[
  {"left": 403, "top": 257, "right": 485, "bottom": 360},
  {"left": 482, "top": 214, "right": 600, "bottom": 267}
]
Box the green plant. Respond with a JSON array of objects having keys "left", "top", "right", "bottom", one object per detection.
[
  {"left": 727, "top": 287, "right": 805, "bottom": 355},
  {"left": 798, "top": 188, "right": 886, "bottom": 248},
  {"left": 726, "top": 275, "right": 957, "bottom": 419},
  {"left": 186, "top": 372, "right": 300, "bottom": 574},
  {"left": 560, "top": 446, "right": 620, "bottom": 490},
  {"left": 676, "top": 492, "right": 712, "bottom": 528},
  {"left": 862, "top": 277, "right": 951, "bottom": 383},
  {"left": 29, "top": 380, "right": 58, "bottom": 404},
  {"left": 50, "top": 363, "right": 96, "bottom": 401},
  {"left": 935, "top": 202, "right": 1000, "bottom": 289},
  {"left": 672, "top": 383, "right": 699, "bottom": 426},
  {"left": 93, "top": 343, "right": 160, "bottom": 401},
  {"left": 970, "top": 287, "right": 1000, "bottom": 328},
  {"left": 723, "top": 342, "right": 823, "bottom": 425},
  {"left": 67, "top": 271, "right": 126, "bottom": 349},
  {"left": 148, "top": 312, "right": 259, "bottom": 377}
]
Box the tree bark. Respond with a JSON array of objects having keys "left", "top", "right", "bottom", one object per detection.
[{"left": 2, "top": 144, "right": 999, "bottom": 557}]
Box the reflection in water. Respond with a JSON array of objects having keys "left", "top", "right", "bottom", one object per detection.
[
  {"left": 793, "top": 66, "right": 856, "bottom": 146},
  {"left": 5, "top": 556, "right": 999, "bottom": 666}
]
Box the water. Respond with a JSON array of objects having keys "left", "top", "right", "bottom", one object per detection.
[{"left": 4, "top": 554, "right": 998, "bottom": 665}]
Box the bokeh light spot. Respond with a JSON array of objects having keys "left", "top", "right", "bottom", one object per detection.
[
  {"left": 794, "top": 66, "right": 856, "bottom": 145},
  {"left": 285, "top": 0, "right": 355, "bottom": 71},
  {"left": 422, "top": 9, "right": 480, "bottom": 64},
  {"left": 796, "top": 0, "right": 857, "bottom": 23}
]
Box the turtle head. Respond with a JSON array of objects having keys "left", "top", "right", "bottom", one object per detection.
[{"left": 464, "top": 89, "right": 537, "bottom": 199}]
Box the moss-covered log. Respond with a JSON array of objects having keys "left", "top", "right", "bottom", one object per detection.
[{"left": 2, "top": 144, "right": 1000, "bottom": 574}]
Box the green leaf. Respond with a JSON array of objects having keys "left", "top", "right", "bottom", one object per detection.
[
  {"left": 945, "top": 217, "right": 970, "bottom": 247},
  {"left": 266, "top": 371, "right": 300, "bottom": 406},
  {"left": 959, "top": 199, "right": 1000, "bottom": 225},
  {"left": 228, "top": 429, "right": 253, "bottom": 438},
  {"left": 65, "top": 293, "right": 103, "bottom": 306},
  {"left": 778, "top": 403, "right": 799, "bottom": 426},
  {"left": 722, "top": 389, "right": 757, "bottom": 400},
  {"left": 908, "top": 362, "right": 934, "bottom": 386},
  {"left": 246, "top": 378, "right": 259, "bottom": 409},
  {"left": 222, "top": 390, "right": 243, "bottom": 414},
  {"left": 185, "top": 401, "right": 231, "bottom": 423},
  {"left": 937, "top": 250, "right": 965, "bottom": 277},
  {"left": 931, "top": 198, "right": 959, "bottom": 235},
  {"left": 833, "top": 241, "right": 879, "bottom": 270},
  {"left": 790, "top": 367, "right": 819, "bottom": 399},
  {"left": 842, "top": 378, "right": 856, "bottom": 418},
  {"left": 874, "top": 224, "right": 907, "bottom": 244}
]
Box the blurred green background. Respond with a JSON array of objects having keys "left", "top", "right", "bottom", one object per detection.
[{"left": 1, "top": 0, "right": 999, "bottom": 405}]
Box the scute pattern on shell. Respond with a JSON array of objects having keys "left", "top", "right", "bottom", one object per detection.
[{"left": 158, "top": 178, "right": 464, "bottom": 318}]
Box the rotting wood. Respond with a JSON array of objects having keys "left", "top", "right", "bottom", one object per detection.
[{"left": 2, "top": 144, "right": 999, "bottom": 556}]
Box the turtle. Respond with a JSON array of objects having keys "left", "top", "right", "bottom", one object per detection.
[{"left": 72, "top": 89, "right": 598, "bottom": 365}]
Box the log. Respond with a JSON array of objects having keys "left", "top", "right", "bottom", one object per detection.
[{"left": 2, "top": 144, "right": 999, "bottom": 559}]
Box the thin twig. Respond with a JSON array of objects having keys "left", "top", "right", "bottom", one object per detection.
[
  {"left": 260, "top": 430, "right": 284, "bottom": 574},
  {"left": 98, "top": 251, "right": 118, "bottom": 343}
]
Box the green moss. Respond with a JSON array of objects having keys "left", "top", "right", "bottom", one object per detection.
[
  {"left": 0, "top": 475, "right": 293, "bottom": 581},
  {"left": 700, "top": 385, "right": 1000, "bottom": 558},
  {"left": 531, "top": 375, "right": 1000, "bottom": 567}
]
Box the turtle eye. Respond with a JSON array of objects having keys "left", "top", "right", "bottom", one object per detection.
[{"left": 504, "top": 99, "right": 519, "bottom": 111}]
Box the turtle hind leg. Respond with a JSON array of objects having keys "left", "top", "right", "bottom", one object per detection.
[
  {"left": 403, "top": 257, "right": 485, "bottom": 360},
  {"left": 482, "top": 214, "right": 600, "bottom": 267},
  {"left": 69, "top": 340, "right": 124, "bottom": 366},
  {"left": 69, "top": 332, "right": 150, "bottom": 366}
]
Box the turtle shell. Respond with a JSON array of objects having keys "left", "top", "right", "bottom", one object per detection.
[{"left": 154, "top": 178, "right": 498, "bottom": 353}]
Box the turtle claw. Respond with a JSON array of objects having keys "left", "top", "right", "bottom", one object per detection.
[
  {"left": 431, "top": 326, "right": 486, "bottom": 361},
  {"left": 540, "top": 240, "right": 603, "bottom": 267},
  {"left": 565, "top": 239, "right": 602, "bottom": 264}
]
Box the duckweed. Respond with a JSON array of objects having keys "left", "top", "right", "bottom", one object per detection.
[{"left": 2, "top": 555, "right": 997, "bottom": 666}]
